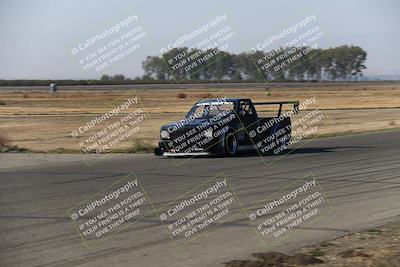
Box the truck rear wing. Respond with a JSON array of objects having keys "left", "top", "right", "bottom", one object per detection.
[{"left": 253, "top": 101, "right": 299, "bottom": 117}]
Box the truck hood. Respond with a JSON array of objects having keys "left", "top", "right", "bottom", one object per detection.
[{"left": 160, "top": 118, "right": 209, "bottom": 131}]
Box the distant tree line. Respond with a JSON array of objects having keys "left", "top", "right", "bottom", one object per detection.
[
  {"left": 100, "top": 74, "right": 127, "bottom": 81},
  {"left": 142, "top": 45, "right": 367, "bottom": 81},
  {"left": 0, "top": 45, "right": 367, "bottom": 86}
]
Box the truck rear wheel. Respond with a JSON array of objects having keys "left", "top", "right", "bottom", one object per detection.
[{"left": 224, "top": 132, "right": 238, "bottom": 156}]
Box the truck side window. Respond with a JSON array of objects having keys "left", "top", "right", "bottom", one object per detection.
[{"left": 239, "top": 101, "right": 253, "bottom": 116}]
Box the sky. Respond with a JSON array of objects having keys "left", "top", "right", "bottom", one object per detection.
[{"left": 0, "top": 0, "right": 399, "bottom": 79}]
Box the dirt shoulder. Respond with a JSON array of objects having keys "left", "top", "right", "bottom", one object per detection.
[{"left": 225, "top": 219, "right": 400, "bottom": 267}]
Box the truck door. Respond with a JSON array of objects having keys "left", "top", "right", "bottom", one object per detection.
[{"left": 237, "top": 100, "right": 257, "bottom": 145}]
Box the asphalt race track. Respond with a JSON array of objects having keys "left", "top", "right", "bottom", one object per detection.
[{"left": 1, "top": 130, "right": 399, "bottom": 267}]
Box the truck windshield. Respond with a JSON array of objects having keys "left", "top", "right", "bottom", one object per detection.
[{"left": 187, "top": 101, "right": 234, "bottom": 119}]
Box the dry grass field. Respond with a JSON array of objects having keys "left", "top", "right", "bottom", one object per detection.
[{"left": 0, "top": 83, "right": 399, "bottom": 152}]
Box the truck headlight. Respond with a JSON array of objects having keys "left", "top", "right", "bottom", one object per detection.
[
  {"left": 160, "top": 130, "right": 170, "bottom": 139},
  {"left": 204, "top": 129, "right": 213, "bottom": 138}
]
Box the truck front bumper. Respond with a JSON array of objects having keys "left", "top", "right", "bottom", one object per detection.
[
  {"left": 162, "top": 151, "right": 211, "bottom": 156},
  {"left": 154, "top": 140, "right": 218, "bottom": 156}
]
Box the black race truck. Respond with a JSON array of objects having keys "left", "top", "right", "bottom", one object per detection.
[{"left": 154, "top": 98, "right": 299, "bottom": 156}]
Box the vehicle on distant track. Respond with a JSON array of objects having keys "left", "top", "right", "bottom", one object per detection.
[{"left": 154, "top": 98, "right": 299, "bottom": 157}]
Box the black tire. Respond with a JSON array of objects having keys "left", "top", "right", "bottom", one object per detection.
[{"left": 224, "top": 131, "right": 238, "bottom": 156}]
